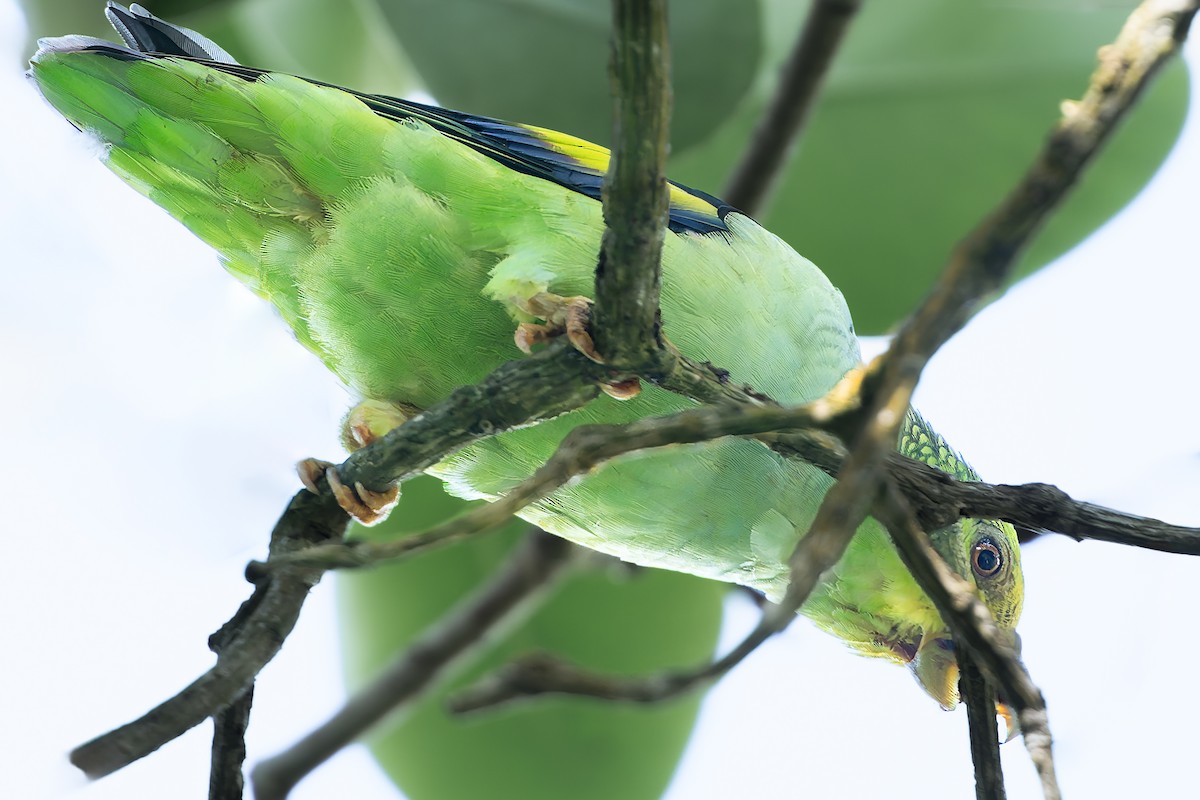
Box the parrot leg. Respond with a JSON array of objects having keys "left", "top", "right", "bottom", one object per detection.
[
  {"left": 513, "top": 292, "right": 641, "bottom": 401},
  {"left": 296, "top": 399, "right": 412, "bottom": 525}
]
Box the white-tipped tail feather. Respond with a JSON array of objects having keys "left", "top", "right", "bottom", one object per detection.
[{"left": 105, "top": 2, "right": 238, "bottom": 63}]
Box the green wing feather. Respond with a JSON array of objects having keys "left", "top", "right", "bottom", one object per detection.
[{"left": 29, "top": 6, "right": 1023, "bottom": 708}]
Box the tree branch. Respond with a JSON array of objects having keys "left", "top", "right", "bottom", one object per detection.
[
  {"left": 255, "top": 387, "right": 861, "bottom": 573},
  {"left": 319, "top": 344, "right": 602, "bottom": 502},
  {"left": 208, "top": 685, "right": 252, "bottom": 800},
  {"left": 723, "top": 0, "right": 864, "bottom": 215},
  {"left": 69, "top": 487, "right": 347, "bottom": 779},
  {"left": 208, "top": 609, "right": 255, "bottom": 800},
  {"left": 890, "top": 475, "right": 1200, "bottom": 555},
  {"left": 592, "top": 0, "right": 672, "bottom": 370},
  {"left": 250, "top": 530, "right": 578, "bottom": 800},
  {"left": 959, "top": 651, "right": 1006, "bottom": 800},
  {"left": 875, "top": 484, "right": 1060, "bottom": 800},
  {"left": 772, "top": 431, "right": 1200, "bottom": 554},
  {"left": 71, "top": 344, "right": 598, "bottom": 780},
  {"left": 883, "top": 0, "right": 1198, "bottom": 375}
]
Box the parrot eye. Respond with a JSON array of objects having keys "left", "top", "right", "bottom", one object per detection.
[{"left": 971, "top": 537, "right": 1003, "bottom": 578}]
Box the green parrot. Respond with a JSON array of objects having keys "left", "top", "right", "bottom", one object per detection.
[{"left": 29, "top": 3, "right": 1023, "bottom": 709}]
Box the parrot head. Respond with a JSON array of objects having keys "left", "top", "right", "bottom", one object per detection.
[
  {"left": 806, "top": 412, "right": 1024, "bottom": 719},
  {"left": 915, "top": 517, "right": 1024, "bottom": 710},
  {"left": 886, "top": 413, "right": 1025, "bottom": 711}
]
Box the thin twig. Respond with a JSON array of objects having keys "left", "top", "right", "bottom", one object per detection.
[
  {"left": 842, "top": 0, "right": 1199, "bottom": 538},
  {"left": 959, "top": 650, "right": 1006, "bottom": 800},
  {"left": 250, "top": 531, "right": 578, "bottom": 800},
  {"left": 888, "top": 475, "right": 1200, "bottom": 555},
  {"left": 450, "top": 365, "right": 887, "bottom": 712},
  {"left": 254, "top": 385, "right": 861, "bottom": 573},
  {"left": 592, "top": 0, "right": 672, "bottom": 370},
  {"left": 451, "top": 488, "right": 869, "bottom": 712},
  {"left": 723, "top": 0, "right": 864, "bottom": 214},
  {"left": 69, "top": 488, "right": 347, "bottom": 779},
  {"left": 879, "top": 0, "right": 1199, "bottom": 383},
  {"left": 876, "top": 484, "right": 1060, "bottom": 800}
]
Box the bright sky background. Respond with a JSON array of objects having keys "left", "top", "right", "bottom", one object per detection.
[{"left": 3, "top": 2, "right": 1198, "bottom": 799}]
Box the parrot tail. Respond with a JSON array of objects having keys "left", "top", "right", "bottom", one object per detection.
[{"left": 103, "top": 2, "right": 238, "bottom": 63}]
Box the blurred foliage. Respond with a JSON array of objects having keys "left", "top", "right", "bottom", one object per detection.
[
  {"left": 371, "top": 0, "right": 760, "bottom": 151},
  {"left": 339, "top": 477, "right": 725, "bottom": 800},
  {"left": 228, "top": 0, "right": 418, "bottom": 96},
  {"left": 16, "top": 0, "right": 237, "bottom": 58},
  {"left": 666, "top": 0, "right": 1189, "bottom": 331}
]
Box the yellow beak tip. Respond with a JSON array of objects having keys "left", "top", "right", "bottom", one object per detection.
[{"left": 998, "top": 704, "right": 1019, "bottom": 743}]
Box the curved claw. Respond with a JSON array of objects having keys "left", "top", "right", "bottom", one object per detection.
[
  {"left": 600, "top": 378, "right": 641, "bottom": 400},
  {"left": 514, "top": 292, "right": 641, "bottom": 398},
  {"left": 296, "top": 458, "right": 333, "bottom": 495},
  {"left": 514, "top": 293, "right": 602, "bottom": 362},
  {"left": 325, "top": 466, "right": 399, "bottom": 526},
  {"left": 295, "top": 457, "right": 398, "bottom": 525},
  {"left": 561, "top": 298, "right": 599, "bottom": 363},
  {"left": 514, "top": 321, "right": 555, "bottom": 355}
]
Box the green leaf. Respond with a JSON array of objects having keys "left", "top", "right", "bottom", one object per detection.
[
  {"left": 669, "top": 0, "right": 1189, "bottom": 332},
  {"left": 366, "top": 0, "right": 762, "bottom": 151},
  {"left": 338, "top": 476, "right": 725, "bottom": 800}
]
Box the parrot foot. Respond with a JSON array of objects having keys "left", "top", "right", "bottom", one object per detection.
[
  {"left": 514, "top": 292, "right": 599, "bottom": 362},
  {"left": 296, "top": 457, "right": 399, "bottom": 526},
  {"left": 340, "top": 398, "right": 414, "bottom": 452},
  {"left": 296, "top": 399, "right": 411, "bottom": 524},
  {"left": 513, "top": 292, "right": 641, "bottom": 401}
]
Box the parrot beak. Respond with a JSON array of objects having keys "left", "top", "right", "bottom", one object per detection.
[
  {"left": 911, "top": 634, "right": 1022, "bottom": 742},
  {"left": 997, "top": 702, "right": 1020, "bottom": 743},
  {"left": 910, "top": 633, "right": 959, "bottom": 710}
]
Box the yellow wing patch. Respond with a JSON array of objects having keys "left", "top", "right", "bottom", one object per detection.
[{"left": 519, "top": 122, "right": 730, "bottom": 232}]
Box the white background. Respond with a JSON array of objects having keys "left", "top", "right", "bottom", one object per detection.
[{"left": 3, "top": 2, "right": 1198, "bottom": 798}]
